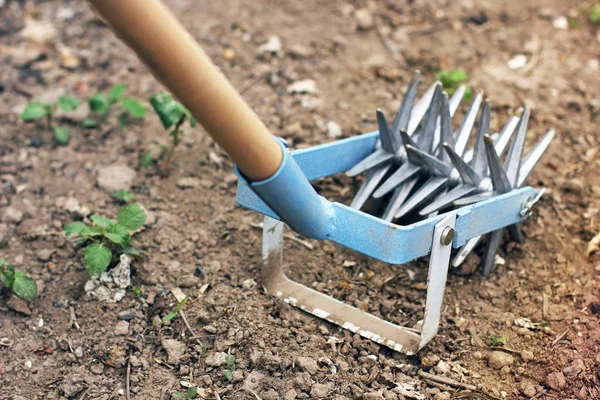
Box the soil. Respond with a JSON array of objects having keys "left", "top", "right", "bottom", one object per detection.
[{"left": 1, "top": 0, "right": 599, "bottom": 399}]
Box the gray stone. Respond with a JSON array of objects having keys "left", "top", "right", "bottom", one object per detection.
[
  {"left": 562, "top": 359, "right": 585, "bottom": 377},
  {"left": 242, "top": 371, "right": 266, "bottom": 391},
  {"left": 161, "top": 339, "right": 186, "bottom": 364},
  {"left": 487, "top": 351, "right": 514, "bottom": 369},
  {"left": 114, "top": 320, "right": 129, "bottom": 336},
  {"left": 6, "top": 295, "right": 31, "bottom": 315},
  {"left": 296, "top": 356, "right": 318, "bottom": 375},
  {"left": 355, "top": 8, "right": 374, "bottom": 30},
  {"left": 205, "top": 351, "right": 228, "bottom": 366},
  {"left": 37, "top": 249, "right": 53, "bottom": 262},
  {"left": 545, "top": 371, "right": 566, "bottom": 390},
  {"left": 176, "top": 177, "right": 201, "bottom": 189},
  {"left": 521, "top": 349, "right": 534, "bottom": 363},
  {"left": 2, "top": 207, "right": 22, "bottom": 224},
  {"left": 520, "top": 381, "right": 537, "bottom": 397},
  {"left": 310, "top": 382, "right": 334, "bottom": 398},
  {"left": 96, "top": 164, "right": 136, "bottom": 193}
]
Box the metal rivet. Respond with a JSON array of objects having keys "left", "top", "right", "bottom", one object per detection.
[{"left": 440, "top": 227, "right": 454, "bottom": 246}]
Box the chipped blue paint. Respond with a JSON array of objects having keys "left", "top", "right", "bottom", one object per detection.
[{"left": 235, "top": 134, "right": 534, "bottom": 264}]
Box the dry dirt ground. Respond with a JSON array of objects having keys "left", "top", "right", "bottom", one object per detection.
[{"left": 1, "top": 0, "right": 600, "bottom": 399}]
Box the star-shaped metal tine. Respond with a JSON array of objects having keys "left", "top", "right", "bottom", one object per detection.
[
  {"left": 391, "top": 97, "right": 490, "bottom": 219},
  {"left": 419, "top": 113, "right": 519, "bottom": 216},
  {"left": 347, "top": 71, "right": 422, "bottom": 210},
  {"left": 371, "top": 85, "right": 444, "bottom": 199}
]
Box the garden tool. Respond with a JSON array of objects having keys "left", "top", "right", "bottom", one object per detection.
[{"left": 89, "top": 0, "right": 553, "bottom": 354}]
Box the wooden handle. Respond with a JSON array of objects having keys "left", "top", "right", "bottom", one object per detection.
[{"left": 88, "top": 0, "right": 282, "bottom": 181}]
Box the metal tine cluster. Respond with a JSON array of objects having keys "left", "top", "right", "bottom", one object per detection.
[
  {"left": 347, "top": 73, "right": 555, "bottom": 275},
  {"left": 347, "top": 71, "right": 465, "bottom": 212}
]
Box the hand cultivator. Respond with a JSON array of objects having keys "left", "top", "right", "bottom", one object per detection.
[{"left": 90, "top": 0, "right": 554, "bottom": 353}]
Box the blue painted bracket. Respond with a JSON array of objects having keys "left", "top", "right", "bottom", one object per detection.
[{"left": 235, "top": 133, "right": 534, "bottom": 265}]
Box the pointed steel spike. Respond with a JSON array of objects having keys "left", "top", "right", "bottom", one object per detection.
[
  {"left": 349, "top": 164, "right": 391, "bottom": 209},
  {"left": 381, "top": 177, "right": 419, "bottom": 222},
  {"left": 346, "top": 149, "right": 394, "bottom": 177},
  {"left": 406, "top": 145, "right": 453, "bottom": 176},
  {"left": 453, "top": 191, "right": 494, "bottom": 206},
  {"left": 433, "top": 86, "right": 466, "bottom": 149},
  {"left": 472, "top": 100, "right": 491, "bottom": 176},
  {"left": 390, "top": 71, "right": 420, "bottom": 141},
  {"left": 376, "top": 109, "right": 396, "bottom": 153},
  {"left": 518, "top": 129, "right": 555, "bottom": 187},
  {"left": 494, "top": 116, "right": 519, "bottom": 157},
  {"left": 419, "top": 184, "right": 477, "bottom": 216},
  {"left": 504, "top": 106, "right": 530, "bottom": 186},
  {"left": 373, "top": 163, "right": 422, "bottom": 198},
  {"left": 483, "top": 135, "right": 512, "bottom": 194},
  {"left": 408, "top": 82, "right": 438, "bottom": 135},
  {"left": 394, "top": 176, "right": 448, "bottom": 219},
  {"left": 507, "top": 223, "right": 524, "bottom": 243},
  {"left": 452, "top": 236, "right": 482, "bottom": 267},
  {"left": 443, "top": 142, "right": 482, "bottom": 186},
  {"left": 400, "top": 130, "right": 419, "bottom": 149},
  {"left": 438, "top": 93, "right": 454, "bottom": 162},
  {"left": 482, "top": 229, "right": 504, "bottom": 277},
  {"left": 454, "top": 92, "right": 483, "bottom": 156},
  {"left": 449, "top": 86, "right": 466, "bottom": 113},
  {"left": 416, "top": 84, "right": 443, "bottom": 153}
]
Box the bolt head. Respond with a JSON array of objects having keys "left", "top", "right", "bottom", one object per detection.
[{"left": 440, "top": 227, "right": 454, "bottom": 246}]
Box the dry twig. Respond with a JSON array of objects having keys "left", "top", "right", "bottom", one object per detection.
[{"left": 417, "top": 370, "right": 477, "bottom": 391}]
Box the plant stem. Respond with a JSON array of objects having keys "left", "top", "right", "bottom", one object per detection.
[{"left": 161, "top": 116, "right": 186, "bottom": 178}]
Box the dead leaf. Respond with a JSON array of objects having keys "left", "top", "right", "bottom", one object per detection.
[
  {"left": 21, "top": 18, "right": 56, "bottom": 44},
  {"left": 586, "top": 231, "right": 600, "bottom": 258}
]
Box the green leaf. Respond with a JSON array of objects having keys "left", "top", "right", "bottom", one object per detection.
[
  {"left": 591, "top": 4, "right": 600, "bottom": 24},
  {"left": 0, "top": 259, "right": 15, "bottom": 289},
  {"left": 58, "top": 96, "right": 81, "bottom": 112},
  {"left": 80, "top": 226, "right": 103, "bottom": 237},
  {"left": 121, "top": 247, "right": 140, "bottom": 256},
  {"left": 131, "top": 286, "right": 142, "bottom": 296},
  {"left": 225, "top": 354, "right": 235, "bottom": 366},
  {"left": 89, "top": 92, "right": 108, "bottom": 114},
  {"left": 222, "top": 369, "right": 233, "bottom": 381},
  {"left": 20, "top": 102, "right": 47, "bottom": 121},
  {"left": 141, "top": 151, "right": 155, "bottom": 168},
  {"left": 122, "top": 98, "right": 147, "bottom": 118},
  {"left": 117, "top": 204, "right": 147, "bottom": 231},
  {"left": 85, "top": 244, "right": 112, "bottom": 276},
  {"left": 162, "top": 311, "right": 177, "bottom": 325},
  {"left": 54, "top": 126, "right": 71, "bottom": 146},
  {"left": 162, "top": 296, "right": 187, "bottom": 325},
  {"left": 104, "top": 223, "right": 131, "bottom": 247},
  {"left": 117, "top": 114, "right": 128, "bottom": 129},
  {"left": 113, "top": 189, "right": 134, "bottom": 203},
  {"left": 108, "top": 84, "right": 126, "bottom": 104},
  {"left": 150, "top": 92, "right": 189, "bottom": 129},
  {"left": 172, "top": 392, "right": 186, "bottom": 398},
  {"left": 437, "top": 69, "right": 468, "bottom": 89},
  {"left": 90, "top": 214, "right": 115, "bottom": 229},
  {"left": 12, "top": 270, "right": 37, "bottom": 301},
  {"left": 186, "top": 386, "right": 198, "bottom": 398},
  {"left": 82, "top": 118, "right": 99, "bottom": 129},
  {"left": 63, "top": 221, "right": 87, "bottom": 236}
]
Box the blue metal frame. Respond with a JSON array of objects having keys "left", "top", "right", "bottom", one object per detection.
[{"left": 235, "top": 133, "right": 534, "bottom": 265}]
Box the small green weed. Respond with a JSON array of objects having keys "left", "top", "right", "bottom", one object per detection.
[
  {"left": 20, "top": 95, "right": 81, "bottom": 145},
  {"left": 436, "top": 69, "right": 473, "bottom": 99},
  {"left": 63, "top": 204, "right": 146, "bottom": 277},
  {"left": 148, "top": 92, "right": 196, "bottom": 177},
  {"left": 0, "top": 257, "right": 37, "bottom": 301},
  {"left": 162, "top": 296, "right": 187, "bottom": 325},
  {"left": 485, "top": 335, "right": 507, "bottom": 347},
  {"left": 173, "top": 386, "right": 197, "bottom": 399},
  {"left": 113, "top": 189, "right": 135, "bottom": 204},
  {"left": 86, "top": 83, "right": 146, "bottom": 129},
  {"left": 223, "top": 354, "right": 235, "bottom": 381},
  {"left": 590, "top": 4, "right": 600, "bottom": 24}
]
